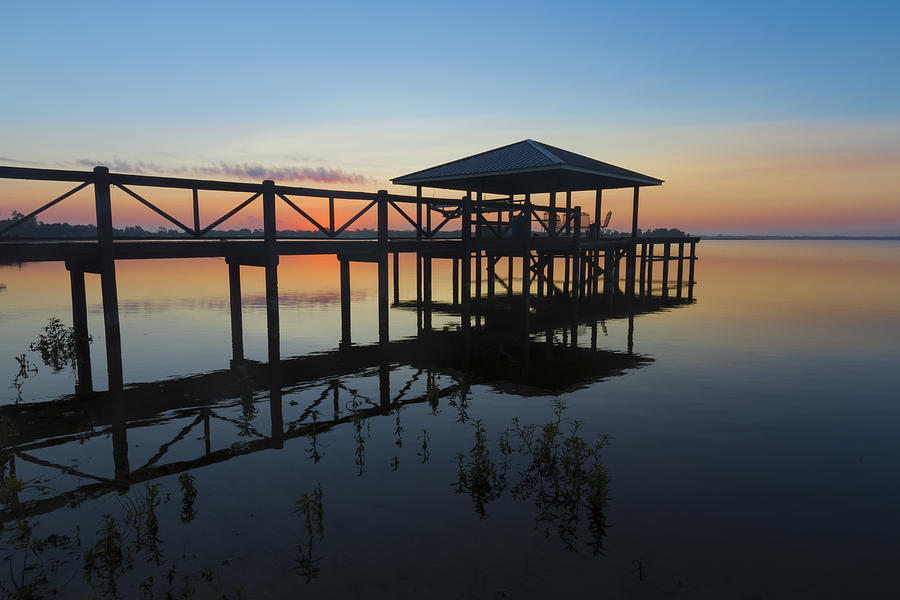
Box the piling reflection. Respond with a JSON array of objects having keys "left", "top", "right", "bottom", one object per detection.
[
  {"left": 0, "top": 291, "right": 695, "bottom": 596},
  {"left": 1, "top": 293, "right": 692, "bottom": 519}
]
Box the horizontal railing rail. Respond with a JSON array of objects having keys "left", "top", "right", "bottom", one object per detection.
[{"left": 0, "top": 164, "right": 646, "bottom": 244}]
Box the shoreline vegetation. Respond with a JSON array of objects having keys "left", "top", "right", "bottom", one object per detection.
[
  {"left": 0, "top": 212, "right": 691, "bottom": 239},
  {"left": 3, "top": 213, "right": 896, "bottom": 241},
  {"left": 703, "top": 234, "right": 900, "bottom": 240}
]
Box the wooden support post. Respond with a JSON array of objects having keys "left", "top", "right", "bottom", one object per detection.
[
  {"left": 262, "top": 179, "right": 280, "bottom": 366},
  {"left": 584, "top": 252, "right": 591, "bottom": 297},
  {"left": 589, "top": 252, "right": 596, "bottom": 298},
  {"left": 626, "top": 186, "right": 639, "bottom": 298},
  {"left": 639, "top": 242, "right": 647, "bottom": 296},
  {"left": 594, "top": 189, "right": 602, "bottom": 239},
  {"left": 523, "top": 193, "right": 532, "bottom": 308},
  {"left": 270, "top": 383, "right": 284, "bottom": 449},
  {"left": 536, "top": 255, "right": 544, "bottom": 298},
  {"left": 646, "top": 243, "right": 655, "bottom": 297},
  {"left": 416, "top": 187, "right": 423, "bottom": 332},
  {"left": 93, "top": 166, "right": 124, "bottom": 392},
  {"left": 521, "top": 251, "right": 531, "bottom": 320},
  {"left": 565, "top": 191, "right": 572, "bottom": 235},
  {"left": 662, "top": 243, "right": 671, "bottom": 297},
  {"left": 676, "top": 242, "right": 685, "bottom": 299},
  {"left": 111, "top": 419, "right": 129, "bottom": 484},
  {"left": 423, "top": 255, "right": 433, "bottom": 331},
  {"left": 627, "top": 313, "right": 634, "bottom": 355},
  {"left": 340, "top": 258, "right": 351, "bottom": 348},
  {"left": 379, "top": 356, "right": 391, "bottom": 408},
  {"left": 264, "top": 265, "right": 279, "bottom": 365},
  {"left": 192, "top": 188, "right": 200, "bottom": 233},
  {"left": 475, "top": 191, "right": 482, "bottom": 306},
  {"left": 228, "top": 262, "right": 244, "bottom": 363},
  {"left": 507, "top": 255, "right": 514, "bottom": 297},
  {"left": 487, "top": 255, "right": 496, "bottom": 301},
  {"left": 393, "top": 251, "right": 400, "bottom": 304},
  {"left": 452, "top": 258, "right": 459, "bottom": 306},
  {"left": 461, "top": 193, "right": 472, "bottom": 335},
  {"left": 549, "top": 191, "right": 557, "bottom": 236},
  {"left": 688, "top": 242, "right": 696, "bottom": 300},
  {"left": 203, "top": 409, "right": 211, "bottom": 456},
  {"left": 377, "top": 190, "right": 389, "bottom": 345},
  {"left": 328, "top": 197, "right": 335, "bottom": 234},
  {"left": 573, "top": 212, "right": 582, "bottom": 307},
  {"left": 332, "top": 382, "right": 340, "bottom": 419},
  {"left": 69, "top": 268, "right": 93, "bottom": 395},
  {"left": 603, "top": 249, "right": 615, "bottom": 295}
]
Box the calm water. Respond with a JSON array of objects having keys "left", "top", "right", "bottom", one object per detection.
[{"left": 1, "top": 241, "right": 899, "bottom": 598}]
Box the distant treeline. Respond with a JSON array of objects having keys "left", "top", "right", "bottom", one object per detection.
[{"left": 1, "top": 212, "right": 691, "bottom": 239}]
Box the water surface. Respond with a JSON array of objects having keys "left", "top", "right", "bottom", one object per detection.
[{"left": 1, "top": 241, "right": 899, "bottom": 598}]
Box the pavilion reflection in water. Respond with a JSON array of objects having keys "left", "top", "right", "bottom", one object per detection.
[{"left": 0, "top": 291, "right": 693, "bottom": 524}]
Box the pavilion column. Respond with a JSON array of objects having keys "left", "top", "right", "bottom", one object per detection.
[
  {"left": 416, "top": 186, "right": 423, "bottom": 333},
  {"left": 507, "top": 195, "right": 514, "bottom": 296},
  {"left": 626, "top": 186, "right": 639, "bottom": 298},
  {"left": 564, "top": 191, "right": 572, "bottom": 295},
  {"left": 522, "top": 193, "right": 532, "bottom": 323},
  {"left": 461, "top": 193, "right": 472, "bottom": 338},
  {"left": 475, "top": 191, "right": 482, "bottom": 315},
  {"left": 547, "top": 191, "right": 556, "bottom": 297}
]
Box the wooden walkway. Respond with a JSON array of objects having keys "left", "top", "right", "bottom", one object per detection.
[{"left": 1, "top": 164, "right": 699, "bottom": 395}]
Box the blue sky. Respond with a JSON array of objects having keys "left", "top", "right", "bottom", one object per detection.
[{"left": 1, "top": 0, "right": 898, "bottom": 233}]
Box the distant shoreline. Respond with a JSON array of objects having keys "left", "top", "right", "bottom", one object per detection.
[{"left": 702, "top": 236, "right": 900, "bottom": 241}]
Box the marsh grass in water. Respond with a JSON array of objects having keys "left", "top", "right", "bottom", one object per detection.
[
  {"left": 178, "top": 474, "right": 198, "bottom": 524},
  {"left": 455, "top": 399, "right": 611, "bottom": 554},
  {"left": 293, "top": 484, "right": 325, "bottom": 583}
]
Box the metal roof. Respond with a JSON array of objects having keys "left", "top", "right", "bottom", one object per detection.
[{"left": 391, "top": 139, "right": 663, "bottom": 194}]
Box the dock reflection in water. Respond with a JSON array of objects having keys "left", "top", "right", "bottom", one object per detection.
[{"left": 0, "top": 290, "right": 692, "bottom": 598}]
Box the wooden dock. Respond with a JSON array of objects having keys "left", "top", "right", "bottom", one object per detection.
[{"left": 0, "top": 164, "right": 699, "bottom": 396}]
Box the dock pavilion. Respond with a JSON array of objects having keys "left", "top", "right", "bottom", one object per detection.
[{"left": 392, "top": 138, "right": 664, "bottom": 295}]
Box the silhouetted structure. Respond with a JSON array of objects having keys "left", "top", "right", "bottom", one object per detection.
[
  {"left": 0, "top": 290, "right": 694, "bottom": 524},
  {"left": 0, "top": 142, "right": 698, "bottom": 393}
]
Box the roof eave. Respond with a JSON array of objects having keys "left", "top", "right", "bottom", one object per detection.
[{"left": 391, "top": 164, "right": 662, "bottom": 189}]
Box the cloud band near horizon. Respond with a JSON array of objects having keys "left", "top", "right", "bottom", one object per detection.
[{"left": 70, "top": 158, "right": 371, "bottom": 185}]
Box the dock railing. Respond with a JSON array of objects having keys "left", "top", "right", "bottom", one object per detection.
[{"left": 0, "top": 165, "right": 579, "bottom": 243}]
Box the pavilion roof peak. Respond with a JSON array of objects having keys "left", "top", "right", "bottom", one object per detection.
[{"left": 391, "top": 139, "right": 662, "bottom": 194}]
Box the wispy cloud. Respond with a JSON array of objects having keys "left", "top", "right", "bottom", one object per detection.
[
  {"left": 69, "top": 158, "right": 372, "bottom": 185},
  {"left": 195, "top": 162, "right": 370, "bottom": 184},
  {"left": 0, "top": 157, "right": 44, "bottom": 166}
]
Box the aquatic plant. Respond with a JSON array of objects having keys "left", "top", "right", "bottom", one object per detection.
[
  {"left": 417, "top": 429, "right": 430, "bottom": 464},
  {"left": 293, "top": 483, "right": 325, "bottom": 583},
  {"left": 29, "top": 317, "right": 82, "bottom": 373},
  {"left": 9, "top": 354, "right": 37, "bottom": 404},
  {"left": 393, "top": 404, "right": 404, "bottom": 448},
  {"left": 305, "top": 409, "right": 324, "bottom": 464},
  {"left": 425, "top": 371, "right": 440, "bottom": 414},
  {"left": 347, "top": 396, "right": 370, "bottom": 476},
  {"left": 178, "top": 473, "right": 198, "bottom": 523},
  {"left": 453, "top": 419, "right": 506, "bottom": 518},
  {"left": 447, "top": 373, "right": 472, "bottom": 423},
  {"left": 503, "top": 399, "right": 611, "bottom": 555}
]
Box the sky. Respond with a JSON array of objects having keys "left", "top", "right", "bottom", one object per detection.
[{"left": 1, "top": 0, "right": 898, "bottom": 235}]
